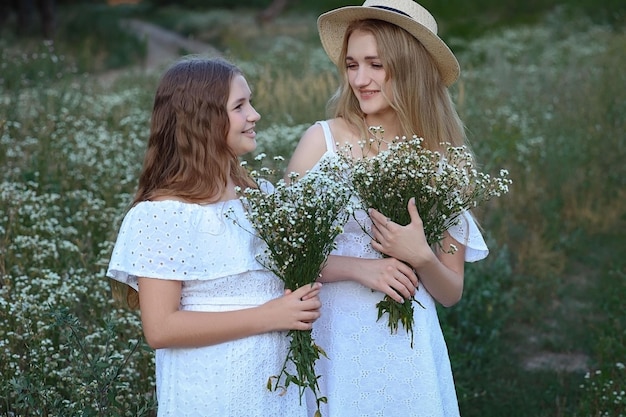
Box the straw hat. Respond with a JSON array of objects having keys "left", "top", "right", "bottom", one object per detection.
[{"left": 317, "top": 0, "right": 460, "bottom": 86}]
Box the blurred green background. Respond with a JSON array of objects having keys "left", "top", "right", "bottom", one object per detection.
[{"left": 1, "top": 0, "right": 624, "bottom": 416}]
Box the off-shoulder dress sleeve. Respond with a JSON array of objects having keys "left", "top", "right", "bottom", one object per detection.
[
  {"left": 106, "top": 200, "right": 263, "bottom": 290},
  {"left": 447, "top": 211, "right": 489, "bottom": 262}
]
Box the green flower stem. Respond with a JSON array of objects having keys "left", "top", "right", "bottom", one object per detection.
[
  {"left": 375, "top": 286, "right": 426, "bottom": 349},
  {"left": 269, "top": 329, "right": 328, "bottom": 413}
]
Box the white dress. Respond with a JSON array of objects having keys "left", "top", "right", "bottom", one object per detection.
[
  {"left": 306, "top": 121, "right": 489, "bottom": 417},
  {"left": 107, "top": 199, "right": 307, "bottom": 417}
]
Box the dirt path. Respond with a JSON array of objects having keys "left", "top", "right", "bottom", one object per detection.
[
  {"left": 124, "top": 19, "right": 221, "bottom": 69},
  {"left": 99, "top": 18, "right": 222, "bottom": 85}
]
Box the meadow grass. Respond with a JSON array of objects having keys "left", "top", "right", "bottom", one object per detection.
[{"left": 1, "top": 4, "right": 625, "bottom": 416}]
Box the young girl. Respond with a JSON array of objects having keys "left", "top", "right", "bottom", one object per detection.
[
  {"left": 107, "top": 57, "right": 320, "bottom": 417},
  {"left": 286, "top": 1, "right": 489, "bottom": 416}
]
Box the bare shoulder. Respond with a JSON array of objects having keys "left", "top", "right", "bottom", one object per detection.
[
  {"left": 298, "top": 118, "right": 349, "bottom": 147},
  {"left": 327, "top": 118, "right": 361, "bottom": 149},
  {"left": 299, "top": 122, "right": 327, "bottom": 146},
  {"left": 285, "top": 121, "right": 330, "bottom": 178}
]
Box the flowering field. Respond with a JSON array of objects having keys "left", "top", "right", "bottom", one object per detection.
[{"left": 1, "top": 5, "right": 624, "bottom": 417}]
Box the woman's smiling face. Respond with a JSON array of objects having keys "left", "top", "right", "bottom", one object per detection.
[{"left": 345, "top": 29, "right": 393, "bottom": 119}]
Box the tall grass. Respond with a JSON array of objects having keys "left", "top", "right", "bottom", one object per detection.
[
  {"left": 1, "top": 5, "right": 624, "bottom": 417},
  {"left": 456, "top": 11, "right": 626, "bottom": 261}
]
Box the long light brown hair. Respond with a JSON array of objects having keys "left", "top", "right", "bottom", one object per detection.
[
  {"left": 134, "top": 57, "right": 256, "bottom": 205},
  {"left": 328, "top": 19, "right": 468, "bottom": 152},
  {"left": 118, "top": 57, "right": 257, "bottom": 309}
]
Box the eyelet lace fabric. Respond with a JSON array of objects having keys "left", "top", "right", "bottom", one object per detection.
[
  {"left": 305, "top": 121, "right": 489, "bottom": 417},
  {"left": 107, "top": 200, "right": 307, "bottom": 417}
]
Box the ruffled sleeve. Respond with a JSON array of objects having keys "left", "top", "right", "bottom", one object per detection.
[
  {"left": 447, "top": 211, "right": 489, "bottom": 262},
  {"left": 106, "top": 200, "right": 264, "bottom": 290}
]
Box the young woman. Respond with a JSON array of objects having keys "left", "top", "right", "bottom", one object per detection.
[
  {"left": 107, "top": 57, "right": 320, "bottom": 417},
  {"left": 285, "top": 1, "right": 489, "bottom": 416}
]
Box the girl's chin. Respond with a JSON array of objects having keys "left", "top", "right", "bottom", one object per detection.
[
  {"left": 236, "top": 143, "right": 257, "bottom": 157},
  {"left": 246, "top": 142, "right": 257, "bottom": 153}
]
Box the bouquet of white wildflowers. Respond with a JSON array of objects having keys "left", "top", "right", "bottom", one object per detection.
[
  {"left": 237, "top": 155, "right": 352, "bottom": 417},
  {"left": 338, "top": 126, "right": 512, "bottom": 347}
]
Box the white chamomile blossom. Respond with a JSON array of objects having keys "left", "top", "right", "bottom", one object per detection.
[{"left": 229, "top": 154, "right": 353, "bottom": 416}]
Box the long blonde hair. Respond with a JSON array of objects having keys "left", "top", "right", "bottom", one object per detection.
[{"left": 328, "top": 19, "right": 467, "bottom": 151}]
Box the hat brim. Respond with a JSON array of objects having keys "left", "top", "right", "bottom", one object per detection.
[{"left": 317, "top": 6, "right": 460, "bottom": 86}]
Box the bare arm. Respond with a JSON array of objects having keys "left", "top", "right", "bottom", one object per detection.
[
  {"left": 287, "top": 122, "right": 418, "bottom": 302},
  {"left": 369, "top": 197, "right": 465, "bottom": 307},
  {"left": 138, "top": 278, "right": 322, "bottom": 349},
  {"left": 319, "top": 255, "right": 417, "bottom": 303}
]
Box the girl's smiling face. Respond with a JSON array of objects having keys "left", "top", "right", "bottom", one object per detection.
[{"left": 226, "top": 74, "right": 261, "bottom": 157}]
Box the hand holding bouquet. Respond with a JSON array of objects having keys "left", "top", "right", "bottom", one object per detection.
[
  {"left": 237, "top": 155, "right": 352, "bottom": 417},
  {"left": 338, "top": 127, "right": 512, "bottom": 346}
]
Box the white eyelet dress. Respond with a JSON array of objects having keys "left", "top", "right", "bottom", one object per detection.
[
  {"left": 107, "top": 199, "right": 307, "bottom": 417},
  {"left": 306, "top": 121, "right": 489, "bottom": 417}
]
